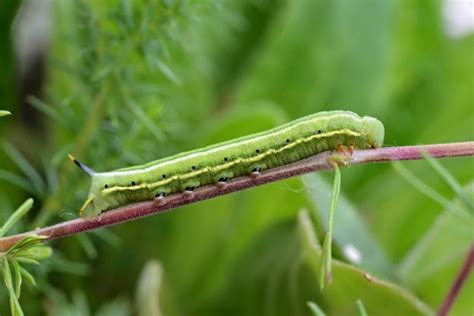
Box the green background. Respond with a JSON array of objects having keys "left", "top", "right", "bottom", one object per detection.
[{"left": 0, "top": 0, "right": 473, "bottom": 315}]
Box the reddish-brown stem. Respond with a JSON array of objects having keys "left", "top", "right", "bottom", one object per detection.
[
  {"left": 0, "top": 141, "right": 473, "bottom": 252},
  {"left": 437, "top": 245, "right": 474, "bottom": 316}
]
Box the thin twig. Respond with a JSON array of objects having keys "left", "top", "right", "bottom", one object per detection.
[
  {"left": 0, "top": 141, "right": 473, "bottom": 252},
  {"left": 437, "top": 245, "right": 474, "bottom": 316}
]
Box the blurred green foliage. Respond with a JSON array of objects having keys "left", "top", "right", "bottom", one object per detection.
[{"left": 0, "top": 0, "right": 473, "bottom": 315}]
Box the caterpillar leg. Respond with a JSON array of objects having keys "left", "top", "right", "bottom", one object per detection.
[
  {"left": 183, "top": 188, "right": 195, "bottom": 200},
  {"left": 154, "top": 192, "right": 167, "bottom": 206},
  {"left": 250, "top": 167, "right": 262, "bottom": 179},
  {"left": 331, "top": 144, "right": 354, "bottom": 166},
  {"left": 216, "top": 177, "right": 229, "bottom": 189},
  {"left": 84, "top": 214, "right": 102, "bottom": 223},
  {"left": 214, "top": 171, "right": 233, "bottom": 187},
  {"left": 336, "top": 144, "right": 354, "bottom": 155},
  {"left": 348, "top": 144, "right": 354, "bottom": 155}
]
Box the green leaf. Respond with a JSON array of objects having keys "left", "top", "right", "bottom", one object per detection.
[
  {"left": 155, "top": 58, "right": 181, "bottom": 85},
  {"left": 298, "top": 211, "right": 434, "bottom": 316},
  {"left": 15, "top": 245, "right": 52, "bottom": 261},
  {"left": 0, "top": 198, "right": 34, "bottom": 237},
  {"left": 13, "top": 260, "right": 22, "bottom": 298},
  {"left": 0, "top": 110, "right": 11, "bottom": 117},
  {"left": 0, "top": 169, "right": 36, "bottom": 194},
  {"left": 307, "top": 301, "right": 326, "bottom": 316},
  {"left": 76, "top": 234, "right": 98, "bottom": 259},
  {"left": 135, "top": 260, "right": 163, "bottom": 316},
  {"left": 71, "top": 291, "right": 91, "bottom": 316},
  {"left": 15, "top": 257, "right": 40, "bottom": 265},
  {"left": 125, "top": 98, "right": 165, "bottom": 142},
  {"left": 27, "top": 96, "right": 67, "bottom": 126},
  {"left": 2, "top": 257, "right": 24, "bottom": 316},
  {"left": 19, "top": 265, "right": 36, "bottom": 286},
  {"left": 95, "top": 299, "right": 130, "bottom": 316},
  {"left": 3, "top": 143, "right": 46, "bottom": 196},
  {"left": 49, "top": 252, "right": 89, "bottom": 276},
  {"left": 3, "top": 256, "right": 14, "bottom": 292},
  {"left": 6, "top": 235, "right": 48, "bottom": 254},
  {"left": 357, "top": 299, "right": 368, "bottom": 316}
]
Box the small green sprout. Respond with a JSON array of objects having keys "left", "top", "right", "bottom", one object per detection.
[{"left": 0, "top": 199, "right": 52, "bottom": 316}]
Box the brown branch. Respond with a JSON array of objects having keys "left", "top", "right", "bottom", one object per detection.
[
  {"left": 437, "top": 245, "right": 474, "bottom": 316},
  {"left": 0, "top": 141, "right": 473, "bottom": 252}
]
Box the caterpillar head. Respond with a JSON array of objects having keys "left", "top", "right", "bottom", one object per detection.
[{"left": 362, "top": 116, "right": 384, "bottom": 148}]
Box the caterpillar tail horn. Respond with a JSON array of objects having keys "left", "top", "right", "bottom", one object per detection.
[{"left": 68, "top": 154, "right": 96, "bottom": 176}]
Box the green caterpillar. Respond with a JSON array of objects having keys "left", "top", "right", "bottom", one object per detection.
[{"left": 72, "top": 110, "right": 384, "bottom": 218}]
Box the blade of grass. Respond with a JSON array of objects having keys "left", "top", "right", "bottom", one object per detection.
[
  {"left": 319, "top": 163, "right": 341, "bottom": 290},
  {"left": 422, "top": 151, "right": 473, "bottom": 213},
  {"left": 357, "top": 299, "right": 368, "bottom": 316},
  {"left": 307, "top": 301, "right": 326, "bottom": 316},
  {"left": 0, "top": 170, "right": 36, "bottom": 194},
  {"left": 0, "top": 110, "right": 12, "bottom": 117},
  {"left": 27, "top": 96, "right": 66, "bottom": 126},
  {"left": 392, "top": 163, "right": 468, "bottom": 218},
  {"left": 125, "top": 99, "right": 165, "bottom": 142},
  {"left": 3, "top": 143, "right": 45, "bottom": 196},
  {"left": 76, "top": 234, "right": 98, "bottom": 259}
]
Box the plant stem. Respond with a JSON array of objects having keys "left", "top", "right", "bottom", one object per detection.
[
  {"left": 437, "top": 245, "right": 474, "bottom": 316},
  {"left": 0, "top": 141, "right": 473, "bottom": 252}
]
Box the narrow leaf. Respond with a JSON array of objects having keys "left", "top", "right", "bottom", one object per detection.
[
  {"left": 422, "top": 151, "right": 473, "bottom": 213},
  {"left": 3, "top": 143, "right": 45, "bottom": 196},
  {"left": 6, "top": 235, "right": 47, "bottom": 254},
  {"left": 357, "top": 299, "right": 368, "bottom": 316},
  {"left": 319, "top": 164, "right": 341, "bottom": 290},
  {"left": 307, "top": 301, "right": 326, "bottom": 316},
  {"left": 392, "top": 163, "right": 468, "bottom": 218},
  {"left": 0, "top": 110, "right": 11, "bottom": 117},
  {"left": 14, "top": 245, "right": 52, "bottom": 260},
  {"left": 15, "top": 257, "right": 40, "bottom": 265},
  {"left": 298, "top": 211, "right": 434, "bottom": 315},
  {"left": 27, "top": 96, "right": 65, "bottom": 125},
  {"left": 13, "top": 260, "right": 22, "bottom": 298},
  {"left": 155, "top": 58, "right": 181, "bottom": 85},
  {"left": 136, "top": 260, "right": 163, "bottom": 316},
  {"left": 76, "top": 234, "right": 98, "bottom": 259},
  {"left": 303, "top": 173, "right": 393, "bottom": 275},
  {"left": 0, "top": 169, "right": 36, "bottom": 194},
  {"left": 19, "top": 266, "right": 36, "bottom": 286},
  {"left": 0, "top": 199, "right": 34, "bottom": 237},
  {"left": 3, "top": 257, "right": 24, "bottom": 316},
  {"left": 125, "top": 99, "right": 165, "bottom": 141},
  {"left": 3, "top": 257, "right": 14, "bottom": 292},
  {"left": 12, "top": 298, "right": 24, "bottom": 316}
]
